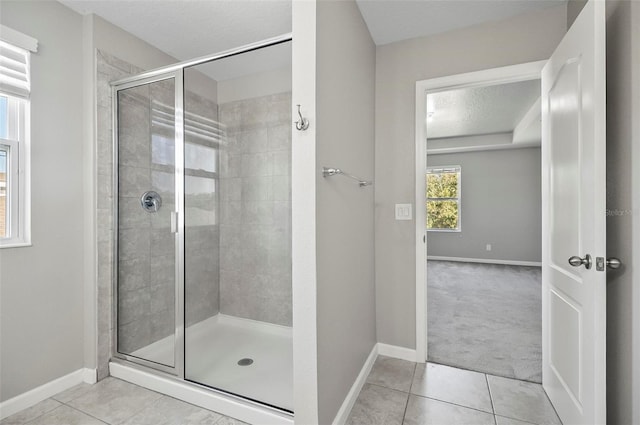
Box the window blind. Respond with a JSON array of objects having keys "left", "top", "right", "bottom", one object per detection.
[{"left": 0, "top": 40, "right": 30, "bottom": 98}]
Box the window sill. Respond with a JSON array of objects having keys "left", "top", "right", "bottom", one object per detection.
[
  {"left": 427, "top": 229, "right": 461, "bottom": 233},
  {"left": 0, "top": 240, "right": 32, "bottom": 249}
]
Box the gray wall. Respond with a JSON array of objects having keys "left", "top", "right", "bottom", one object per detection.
[
  {"left": 0, "top": 1, "right": 85, "bottom": 402},
  {"left": 374, "top": 5, "right": 567, "bottom": 349},
  {"left": 427, "top": 147, "right": 542, "bottom": 262},
  {"left": 218, "top": 92, "right": 292, "bottom": 326},
  {"left": 315, "top": 0, "right": 377, "bottom": 423},
  {"left": 605, "top": 1, "right": 640, "bottom": 423}
]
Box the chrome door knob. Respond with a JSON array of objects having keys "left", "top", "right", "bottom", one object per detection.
[
  {"left": 568, "top": 254, "right": 592, "bottom": 269},
  {"left": 606, "top": 257, "right": 622, "bottom": 269}
]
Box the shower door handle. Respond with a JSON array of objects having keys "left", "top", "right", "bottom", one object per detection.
[{"left": 170, "top": 211, "right": 179, "bottom": 233}]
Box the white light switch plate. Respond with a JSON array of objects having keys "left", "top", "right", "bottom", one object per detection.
[{"left": 395, "top": 204, "right": 412, "bottom": 220}]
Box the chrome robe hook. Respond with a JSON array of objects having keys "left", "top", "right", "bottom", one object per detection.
[{"left": 295, "top": 104, "right": 309, "bottom": 131}]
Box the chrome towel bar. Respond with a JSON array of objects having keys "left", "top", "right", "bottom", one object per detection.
[{"left": 322, "top": 167, "right": 372, "bottom": 187}]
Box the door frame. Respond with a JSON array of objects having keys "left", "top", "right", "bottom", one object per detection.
[
  {"left": 111, "top": 70, "right": 185, "bottom": 377},
  {"left": 414, "top": 60, "right": 547, "bottom": 362}
]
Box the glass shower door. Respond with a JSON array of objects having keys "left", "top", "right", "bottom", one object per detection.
[{"left": 115, "top": 74, "right": 181, "bottom": 371}]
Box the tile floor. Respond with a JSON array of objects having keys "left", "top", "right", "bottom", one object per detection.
[
  {"left": 346, "top": 356, "right": 562, "bottom": 425},
  {"left": 0, "top": 378, "right": 248, "bottom": 425},
  {"left": 2, "top": 355, "right": 562, "bottom": 425}
]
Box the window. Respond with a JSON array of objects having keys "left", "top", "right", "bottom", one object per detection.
[
  {"left": 426, "top": 166, "right": 461, "bottom": 231},
  {"left": 0, "top": 37, "right": 32, "bottom": 247}
]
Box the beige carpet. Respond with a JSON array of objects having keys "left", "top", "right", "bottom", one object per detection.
[{"left": 427, "top": 260, "right": 542, "bottom": 383}]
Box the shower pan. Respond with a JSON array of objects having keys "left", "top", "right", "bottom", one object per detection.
[{"left": 111, "top": 35, "right": 293, "bottom": 414}]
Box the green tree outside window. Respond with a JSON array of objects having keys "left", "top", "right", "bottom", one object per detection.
[{"left": 426, "top": 167, "right": 460, "bottom": 230}]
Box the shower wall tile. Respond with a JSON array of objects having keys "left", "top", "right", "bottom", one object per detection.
[
  {"left": 150, "top": 201, "right": 174, "bottom": 229},
  {"left": 271, "top": 175, "right": 291, "bottom": 201},
  {"left": 119, "top": 166, "right": 151, "bottom": 198},
  {"left": 150, "top": 255, "right": 175, "bottom": 288},
  {"left": 118, "top": 288, "right": 151, "bottom": 325},
  {"left": 237, "top": 128, "right": 268, "bottom": 153},
  {"left": 183, "top": 90, "right": 220, "bottom": 327},
  {"left": 218, "top": 92, "right": 292, "bottom": 327},
  {"left": 150, "top": 281, "right": 174, "bottom": 316},
  {"left": 242, "top": 201, "right": 274, "bottom": 226},
  {"left": 118, "top": 228, "right": 151, "bottom": 261},
  {"left": 220, "top": 201, "right": 241, "bottom": 226},
  {"left": 220, "top": 178, "right": 241, "bottom": 202},
  {"left": 219, "top": 102, "right": 241, "bottom": 129},
  {"left": 118, "top": 319, "right": 151, "bottom": 353},
  {"left": 270, "top": 150, "right": 291, "bottom": 176},
  {"left": 118, "top": 257, "right": 149, "bottom": 293},
  {"left": 96, "top": 50, "right": 132, "bottom": 380},
  {"left": 241, "top": 152, "right": 271, "bottom": 176},
  {"left": 118, "top": 197, "right": 151, "bottom": 229},
  {"left": 97, "top": 209, "right": 112, "bottom": 242},
  {"left": 267, "top": 124, "right": 291, "bottom": 152},
  {"left": 241, "top": 176, "right": 272, "bottom": 201},
  {"left": 220, "top": 152, "right": 241, "bottom": 178}
]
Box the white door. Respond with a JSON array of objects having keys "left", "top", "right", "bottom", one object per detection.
[{"left": 541, "top": 1, "right": 606, "bottom": 424}]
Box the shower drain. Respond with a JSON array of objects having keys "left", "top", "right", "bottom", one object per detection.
[{"left": 237, "top": 358, "right": 254, "bottom": 366}]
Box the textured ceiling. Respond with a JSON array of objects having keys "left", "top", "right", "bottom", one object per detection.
[
  {"left": 355, "top": 0, "right": 567, "bottom": 45},
  {"left": 426, "top": 79, "right": 541, "bottom": 139},
  {"left": 60, "top": 0, "right": 568, "bottom": 65}
]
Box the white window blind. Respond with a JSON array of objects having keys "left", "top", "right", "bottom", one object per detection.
[{"left": 0, "top": 40, "right": 30, "bottom": 98}]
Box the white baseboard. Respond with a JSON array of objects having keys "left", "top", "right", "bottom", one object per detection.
[
  {"left": 427, "top": 256, "right": 542, "bottom": 267},
  {"left": 377, "top": 343, "right": 419, "bottom": 362},
  {"left": 332, "top": 344, "right": 378, "bottom": 425},
  {"left": 0, "top": 368, "right": 96, "bottom": 420},
  {"left": 83, "top": 368, "right": 97, "bottom": 384},
  {"left": 109, "top": 361, "right": 292, "bottom": 425}
]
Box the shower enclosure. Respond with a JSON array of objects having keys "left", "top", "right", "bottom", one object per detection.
[{"left": 111, "top": 36, "right": 293, "bottom": 412}]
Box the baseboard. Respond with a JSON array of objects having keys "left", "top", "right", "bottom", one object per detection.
[
  {"left": 109, "top": 361, "right": 293, "bottom": 425},
  {"left": 427, "top": 256, "right": 542, "bottom": 267},
  {"left": 377, "top": 343, "right": 418, "bottom": 362},
  {"left": 83, "top": 368, "right": 97, "bottom": 384},
  {"left": 0, "top": 368, "right": 95, "bottom": 420},
  {"left": 332, "top": 344, "right": 378, "bottom": 425}
]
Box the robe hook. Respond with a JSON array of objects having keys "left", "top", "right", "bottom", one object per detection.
[{"left": 295, "top": 104, "right": 309, "bottom": 131}]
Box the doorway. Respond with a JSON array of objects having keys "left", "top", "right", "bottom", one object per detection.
[
  {"left": 422, "top": 76, "right": 544, "bottom": 382},
  {"left": 414, "top": 61, "right": 546, "bottom": 367}
]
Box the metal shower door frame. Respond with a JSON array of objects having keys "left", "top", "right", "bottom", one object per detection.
[{"left": 111, "top": 69, "right": 186, "bottom": 379}]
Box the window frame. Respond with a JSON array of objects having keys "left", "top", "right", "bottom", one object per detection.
[
  {"left": 426, "top": 165, "right": 461, "bottom": 232},
  {"left": 0, "top": 94, "right": 30, "bottom": 247}
]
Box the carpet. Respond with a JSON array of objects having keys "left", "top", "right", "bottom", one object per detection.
[{"left": 427, "top": 260, "right": 542, "bottom": 383}]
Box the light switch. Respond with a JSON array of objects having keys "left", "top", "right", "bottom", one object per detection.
[{"left": 395, "top": 204, "right": 412, "bottom": 220}]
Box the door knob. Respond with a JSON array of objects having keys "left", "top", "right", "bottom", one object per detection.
[
  {"left": 606, "top": 257, "right": 622, "bottom": 269},
  {"left": 568, "top": 254, "right": 592, "bottom": 269}
]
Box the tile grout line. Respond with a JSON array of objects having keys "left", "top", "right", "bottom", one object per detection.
[
  {"left": 486, "top": 374, "right": 496, "bottom": 415},
  {"left": 58, "top": 401, "right": 110, "bottom": 425},
  {"left": 409, "top": 392, "right": 496, "bottom": 417},
  {"left": 400, "top": 362, "right": 418, "bottom": 424},
  {"left": 367, "top": 381, "right": 411, "bottom": 394},
  {"left": 17, "top": 402, "right": 64, "bottom": 425},
  {"left": 485, "top": 374, "right": 498, "bottom": 425}
]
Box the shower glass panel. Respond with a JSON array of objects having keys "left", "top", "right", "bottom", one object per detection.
[
  {"left": 113, "top": 36, "right": 292, "bottom": 414},
  {"left": 116, "top": 76, "right": 177, "bottom": 368},
  {"left": 183, "top": 41, "right": 293, "bottom": 411}
]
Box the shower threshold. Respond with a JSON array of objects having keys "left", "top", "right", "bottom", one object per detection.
[{"left": 130, "top": 314, "right": 293, "bottom": 412}]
